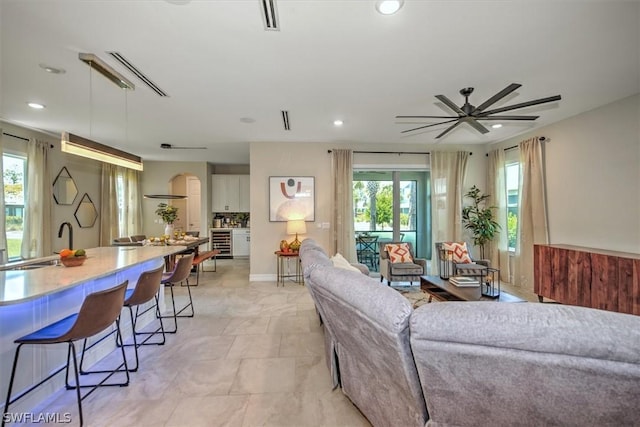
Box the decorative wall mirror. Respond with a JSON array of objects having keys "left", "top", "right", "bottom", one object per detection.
[
  {"left": 52, "top": 166, "right": 78, "bottom": 205},
  {"left": 74, "top": 193, "right": 98, "bottom": 228}
]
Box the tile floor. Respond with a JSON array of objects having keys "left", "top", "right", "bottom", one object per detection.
[{"left": 25, "top": 259, "right": 371, "bottom": 427}]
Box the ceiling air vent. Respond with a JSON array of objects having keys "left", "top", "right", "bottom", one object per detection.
[
  {"left": 281, "top": 110, "right": 291, "bottom": 131},
  {"left": 260, "top": 0, "right": 280, "bottom": 31},
  {"left": 107, "top": 52, "right": 169, "bottom": 97}
]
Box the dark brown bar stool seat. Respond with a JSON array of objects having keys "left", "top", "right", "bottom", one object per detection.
[{"left": 2, "top": 281, "right": 130, "bottom": 427}]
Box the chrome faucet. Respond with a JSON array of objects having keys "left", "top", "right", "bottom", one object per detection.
[{"left": 58, "top": 222, "right": 73, "bottom": 250}]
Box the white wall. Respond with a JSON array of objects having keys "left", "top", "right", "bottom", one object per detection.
[
  {"left": 489, "top": 94, "right": 640, "bottom": 253},
  {"left": 140, "top": 161, "right": 211, "bottom": 239},
  {"left": 248, "top": 141, "right": 486, "bottom": 280}
]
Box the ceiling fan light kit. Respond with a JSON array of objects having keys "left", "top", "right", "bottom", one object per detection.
[{"left": 397, "top": 83, "right": 561, "bottom": 138}]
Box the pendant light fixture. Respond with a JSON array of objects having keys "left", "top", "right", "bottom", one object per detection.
[{"left": 61, "top": 53, "right": 143, "bottom": 171}]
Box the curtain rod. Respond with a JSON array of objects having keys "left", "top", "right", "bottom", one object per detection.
[
  {"left": 327, "top": 150, "right": 473, "bottom": 156},
  {"left": 2, "top": 132, "right": 54, "bottom": 148},
  {"left": 487, "top": 136, "right": 548, "bottom": 156}
]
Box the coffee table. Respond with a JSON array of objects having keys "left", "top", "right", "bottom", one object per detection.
[{"left": 420, "top": 275, "right": 526, "bottom": 303}]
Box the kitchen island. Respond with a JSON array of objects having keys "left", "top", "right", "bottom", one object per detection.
[{"left": 0, "top": 245, "right": 185, "bottom": 414}]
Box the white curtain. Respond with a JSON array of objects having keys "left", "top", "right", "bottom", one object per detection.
[
  {"left": 119, "top": 167, "right": 143, "bottom": 237},
  {"left": 99, "top": 164, "right": 143, "bottom": 245},
  {"left": 21, "top": 139, "right": 52, "bottom": 258},
  {"left": 487, "top": 148, "right": 511, "bottom": 282},
  {"left": 331, "top": 149, "right": 357, "bottom": 262},
  {"left": 430, "top": 151, "right": 469, "bottom": 260},
  {"left": 99, "top": 164, "right": 119, "bottom": 246},
  {"left": 0, "top": 131, "right": 8, "bottom": 263},
  {"left": 513, "top": 137, "right": 549, "bottom": 290}
]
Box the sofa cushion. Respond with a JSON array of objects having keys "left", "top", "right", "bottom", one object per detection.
[
  {"left": 385, "top": 243, "right": 414, "bottom": 263},
  {"left": 410, "top": 302, "right": 640, "bottom": 427},
  {"left": 390, "top": 262, "right": 423, "bottom": 275},
  {"left": 331, "top": 253, "right": 361, "bottom": 273},
  {"left": 443, "top": 241, "right": 472, "bottom": 263}
]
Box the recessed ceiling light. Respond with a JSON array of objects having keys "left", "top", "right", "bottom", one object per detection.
[
  {"left": 376, "top": 0, "right": 404, "bottom": 15},
  {"left": 38, "top": 63, "right": 66, "bottom": 74},
  {"left": 240, "top": 117, "right": 256, "bottom": 124},
  {"left": 491, "top": 123, "right": 503, "bottom": 129},
  {"left": 27, "top": 102, "right": 45, "bottom": 109},
  {"left": 333, "top": 120, "right": 344, "bottom": 126}
]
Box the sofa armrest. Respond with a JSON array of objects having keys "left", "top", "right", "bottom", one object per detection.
[
  {"left": 475, "top": 259, "right": 490, "bottom": 267},
  {"left": 414, "top": 258, "right": 427, "bottom": 270},
  {"left": 351, "top": 263, "right": 370, "bottom": 276}
]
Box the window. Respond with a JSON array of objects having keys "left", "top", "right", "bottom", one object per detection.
[
  {"left": 3, "top": 154, "right": 26, "bottom": 260},
  {"left": 353, "top": 170, "right": 430, "bottom": 269},
  {"left": 505, "top": 162, "right": 520, "bottom": 251}
]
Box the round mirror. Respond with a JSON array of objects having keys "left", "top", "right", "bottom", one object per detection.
[
  {"left": 74, "top": 193, "right": 98, "bottom": 228},
  {"left": 52, "top": 166, "right": 78, "bottom": 205}
]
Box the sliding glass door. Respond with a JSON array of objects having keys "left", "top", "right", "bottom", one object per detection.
[{"left": 353, "top": 170, "right": 430, "bottom": 270}]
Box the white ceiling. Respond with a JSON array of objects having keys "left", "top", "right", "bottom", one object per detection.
[{"left": 1, "top": 0, "right": 638, "bottom": 164}]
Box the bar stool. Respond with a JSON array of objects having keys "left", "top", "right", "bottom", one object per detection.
[
  {"left": 2, "top": 281, "right": 129, "bottom": 427},
  {"left": 121, "top": 266, "right": 165, "bottom": 371},
  {"left": 158, "top": 253, "right": 194, "bottom": 333},
  {"left": 80, "top": 267, "right": 165, "bottom": 373}
]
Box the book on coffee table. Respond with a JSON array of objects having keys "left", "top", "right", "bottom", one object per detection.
[{"left": 449, "top": 276, "right": 480, "bottom": 287}]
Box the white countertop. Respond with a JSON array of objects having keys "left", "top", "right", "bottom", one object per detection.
[
  {"left": 0, "top": 246, "right": 185, "bottom": 305},
  {"left": 210, "top": 228, "right": 250, "bottom": 231}
]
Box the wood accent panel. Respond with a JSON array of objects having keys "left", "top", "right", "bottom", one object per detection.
[
  {"left": 534, "top": 244, "right": 640, "bottom": 315},
  {"left": 618, "top": 258, "right": 640, "bottom": 315}
]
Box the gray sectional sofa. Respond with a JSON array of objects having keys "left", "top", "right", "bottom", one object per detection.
[{"left": 299, "top": 238, "right": 640, "bottom": 427}]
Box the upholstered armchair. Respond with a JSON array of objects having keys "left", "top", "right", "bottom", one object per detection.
[
  {"left": 435, "top": 242, "right": 489, "bottom": 277},
  {"left": 379, "top": 241, "right": 426, "bottom": 286}
]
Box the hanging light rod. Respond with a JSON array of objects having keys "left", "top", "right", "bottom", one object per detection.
[
  {"left": 61, "top": 132, "right": 143, "bottom": 171},
  {"left": 78, "top": 53, "right": 135, "bottom": 90}
]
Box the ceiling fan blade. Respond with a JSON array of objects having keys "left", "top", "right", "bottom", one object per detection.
[
  {"left": 480, "top": 95, "right": 562, "bottom": 116},
  {"left": 476, "top": 115, "right": 539, "bottom": 120},
  {"left": 435, "top": 95, "right": 465, "bottom": 115},
  {"left": 463, "top": 117, "right": 489, "bottom": 134},
  {"left": 400, "top": 118, "right": 459, "bottom": 134},
  {"left": 473, "top": 83, "right": 521, "bottom": 113},
  {"left": 435, "top": 120, "right": 463, "bottom": 139},
  {"left": 396, "top": 115, "right": 459, "bottom": 119}
]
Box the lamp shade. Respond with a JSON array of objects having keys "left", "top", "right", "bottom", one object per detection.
[{"left": 286, "top": 219, "right": 307, "bottom": 235}]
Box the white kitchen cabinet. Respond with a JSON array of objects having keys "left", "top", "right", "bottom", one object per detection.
[
  {"left": 232, "top": 229, "right": 250, "bottom": 258},
  {"left": 212, "top": 174, "right": 249, "bottom": 212}
]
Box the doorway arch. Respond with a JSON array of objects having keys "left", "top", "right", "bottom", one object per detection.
[{"left": 169, "top": 173, "right": 202, "bottom": 233}]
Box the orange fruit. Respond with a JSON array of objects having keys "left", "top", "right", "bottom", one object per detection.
[{"left": 59, "top": 249, "right": 73, "bottom": 258}]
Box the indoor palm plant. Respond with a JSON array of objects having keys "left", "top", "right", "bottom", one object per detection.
[{"left": 461, "top": 185, "right": 500, "bottom": 259}]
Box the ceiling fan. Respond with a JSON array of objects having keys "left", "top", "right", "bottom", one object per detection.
[
  {"left": 160, "top": 143, "right": 207, "bottom": 150},
  {"left": 397, "top": 83, "right": 561, "bottom": 139}
]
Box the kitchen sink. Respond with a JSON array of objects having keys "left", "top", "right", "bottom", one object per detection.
[{"left": 0, "top": 259, "right": 60, "bottom": 271}]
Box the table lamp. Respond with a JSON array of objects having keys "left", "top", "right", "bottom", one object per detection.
[{"left": 287, "top": 219, "right": 306, "bottom": 252}]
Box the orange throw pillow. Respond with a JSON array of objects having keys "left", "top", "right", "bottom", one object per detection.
[
  {"left": 442, "top": 242, "right": 473, "bottom": 264},
  {"left": 385, "top": 243, "right": 413, "bottom": 263}
]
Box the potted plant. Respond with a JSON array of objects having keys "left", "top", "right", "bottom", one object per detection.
[
  {"left": 461, "top": 185, "right": 500, "bottom": 259},
  {"left": 156, "top": 203, "right": 178, "bottom": 236}
]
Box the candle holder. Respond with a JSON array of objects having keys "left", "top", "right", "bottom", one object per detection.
[
  {"left": 439, "top": 249, "right": 453, "bottom": 280},
  {"left": 481, "top": 267, "right": 501, "bottom": 298}
]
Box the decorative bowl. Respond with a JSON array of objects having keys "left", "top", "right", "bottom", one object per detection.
[{"left": 60, "top": 255, "right": 87, "bottom": 267}]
